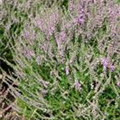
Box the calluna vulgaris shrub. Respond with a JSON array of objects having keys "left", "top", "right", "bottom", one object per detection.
[{"left": 1, "top": 0, "right": 120, "bottom": 119}]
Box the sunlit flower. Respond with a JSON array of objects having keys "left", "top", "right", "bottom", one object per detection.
[{"left": 117, "top": 82, "right": 120, "bottom": 87}]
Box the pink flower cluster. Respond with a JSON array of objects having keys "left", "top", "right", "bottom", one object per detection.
[
  {"left": 101, "top": 57, "right": 115, "bottom": 71},
  {"left": 35, "top": 9, "right": 59, "bottom": 39},
  {"left": 23, "top": 48, "right": 35, "bottom": 60}
]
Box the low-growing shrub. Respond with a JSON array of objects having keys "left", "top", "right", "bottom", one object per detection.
[{"left": 1, "top": 0, "right": 120, "bottom": 119}]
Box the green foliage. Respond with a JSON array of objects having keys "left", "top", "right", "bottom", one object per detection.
[{"left": 1, "top": 0, "right": 120, "bottom": 120}]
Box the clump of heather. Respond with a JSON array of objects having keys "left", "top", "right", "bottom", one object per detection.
[{"left": 1, "top": 0, "right": 120, "bottom": 119}]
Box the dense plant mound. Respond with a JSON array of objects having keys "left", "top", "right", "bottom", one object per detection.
[{"left": 1, "top": 0, "right": 120, "bottom": 119}]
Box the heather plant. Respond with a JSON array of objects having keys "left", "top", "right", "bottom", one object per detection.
[{"left": 1, "top": 0, "right": 120, "bottom": 120}]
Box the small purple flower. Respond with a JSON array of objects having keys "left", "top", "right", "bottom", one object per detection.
[
  {"left": 41, "top": 42, "right": 49, "bottom": 53},
  {"left": 24, "top": 31, "right": 30, "bottom": 39},
  {"left": 117, "top": 82, "right": 120, "bottom": 87},
  {"left": 28, "top": 50, "right": 35, "bottom": 56},
  {"left": 55, "top": 31, "right": 66, "bottom": 45},
  {"left": 41, "top": 80, "right": 49, "bottom": 88},
  {"left": 101, "top": 57, "right": 115, "bottom": 71},
  {"left": 59, "top": 31, "right": 66, "bottom": 42},
  {"left": 65, "top": 65, "right": 69, "bottom": 75},
  {"left": 24, "top": 30, "right": 36, "bottom": 45},
  {"left": 74, "top": 80, "right": 82, "bottom": 91},
  {"left": 68, "top": 0, "right": 74, "bottom": 11},
  {"left": 41, "top": 89, "right": 47, "bottom": 96},
  {"left": 101, "top": 57, "right": 109, "bottom": 71},
  {"left": 42, "top": 82, "right": 48, "bottom": 88},
  {"left": 55, "top": 31, "right": 66, "bottom": 61},
  {"left": 48, "top": 26, "right": 55, "bottom": 36},
  {"left": 109, "top": 65, "right": 115, "bottom": 72},
  {"left": 35, "top": 10, "right": 59, "bottom": 39},
  {"left": 78, "top": 18, "right": 84, "bottom": 24},
  {"left": 36, "top": 56, "right": 41, "bottom": 65},
  {"left": 24, "top": 49, "right": 35, "bottom": 59},
  {"left": 76, "top": 3, "right": 87, "bottom": 25},
  {"left": 77, "top": 13, "right": 85, "bottom": 25},
  {"left": 36, "top": 18, "right": 44, "bottom": 32}
]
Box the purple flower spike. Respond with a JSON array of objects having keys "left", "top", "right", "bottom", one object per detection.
[
  {"left": 65, "top": 65, "right": 69, "bottom": 75},
  {"left": 36, "top": 56, "right": 41, "bottom": 65},
  {"left": 68, "top": 0, "right": 74, "bottom": 11},
  {"left": 24, "top": 49, "right": 35, "bottom": 59},
  {"left": 101, "top": 57, "right": 109, "bottom": 71},
  {"left": 59, "top": 31, "right": 66, "bottom": 42},
  {"left": 36, "top": 18, "right": 44, "bottom": 32},
  {"left": 109, "top": 65, "right": 115, "bottom": 72},
  {"left": 74, "top": 80, "right": 82, "bottom": 91},
  {"left": 24, "top": 31, "right": 30, "bottom": 39},
  {"left": 101, "top": 57, "right": 115, "bottom": 72},
  {"left": 77, "top": 15, "right": 85, "bottom": 25},
  {"left": 48, "top": 26, "right": 55, "bottom": 36},
  {"left": 24, "top": 29, "right": 36, "bottom": 45}
]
